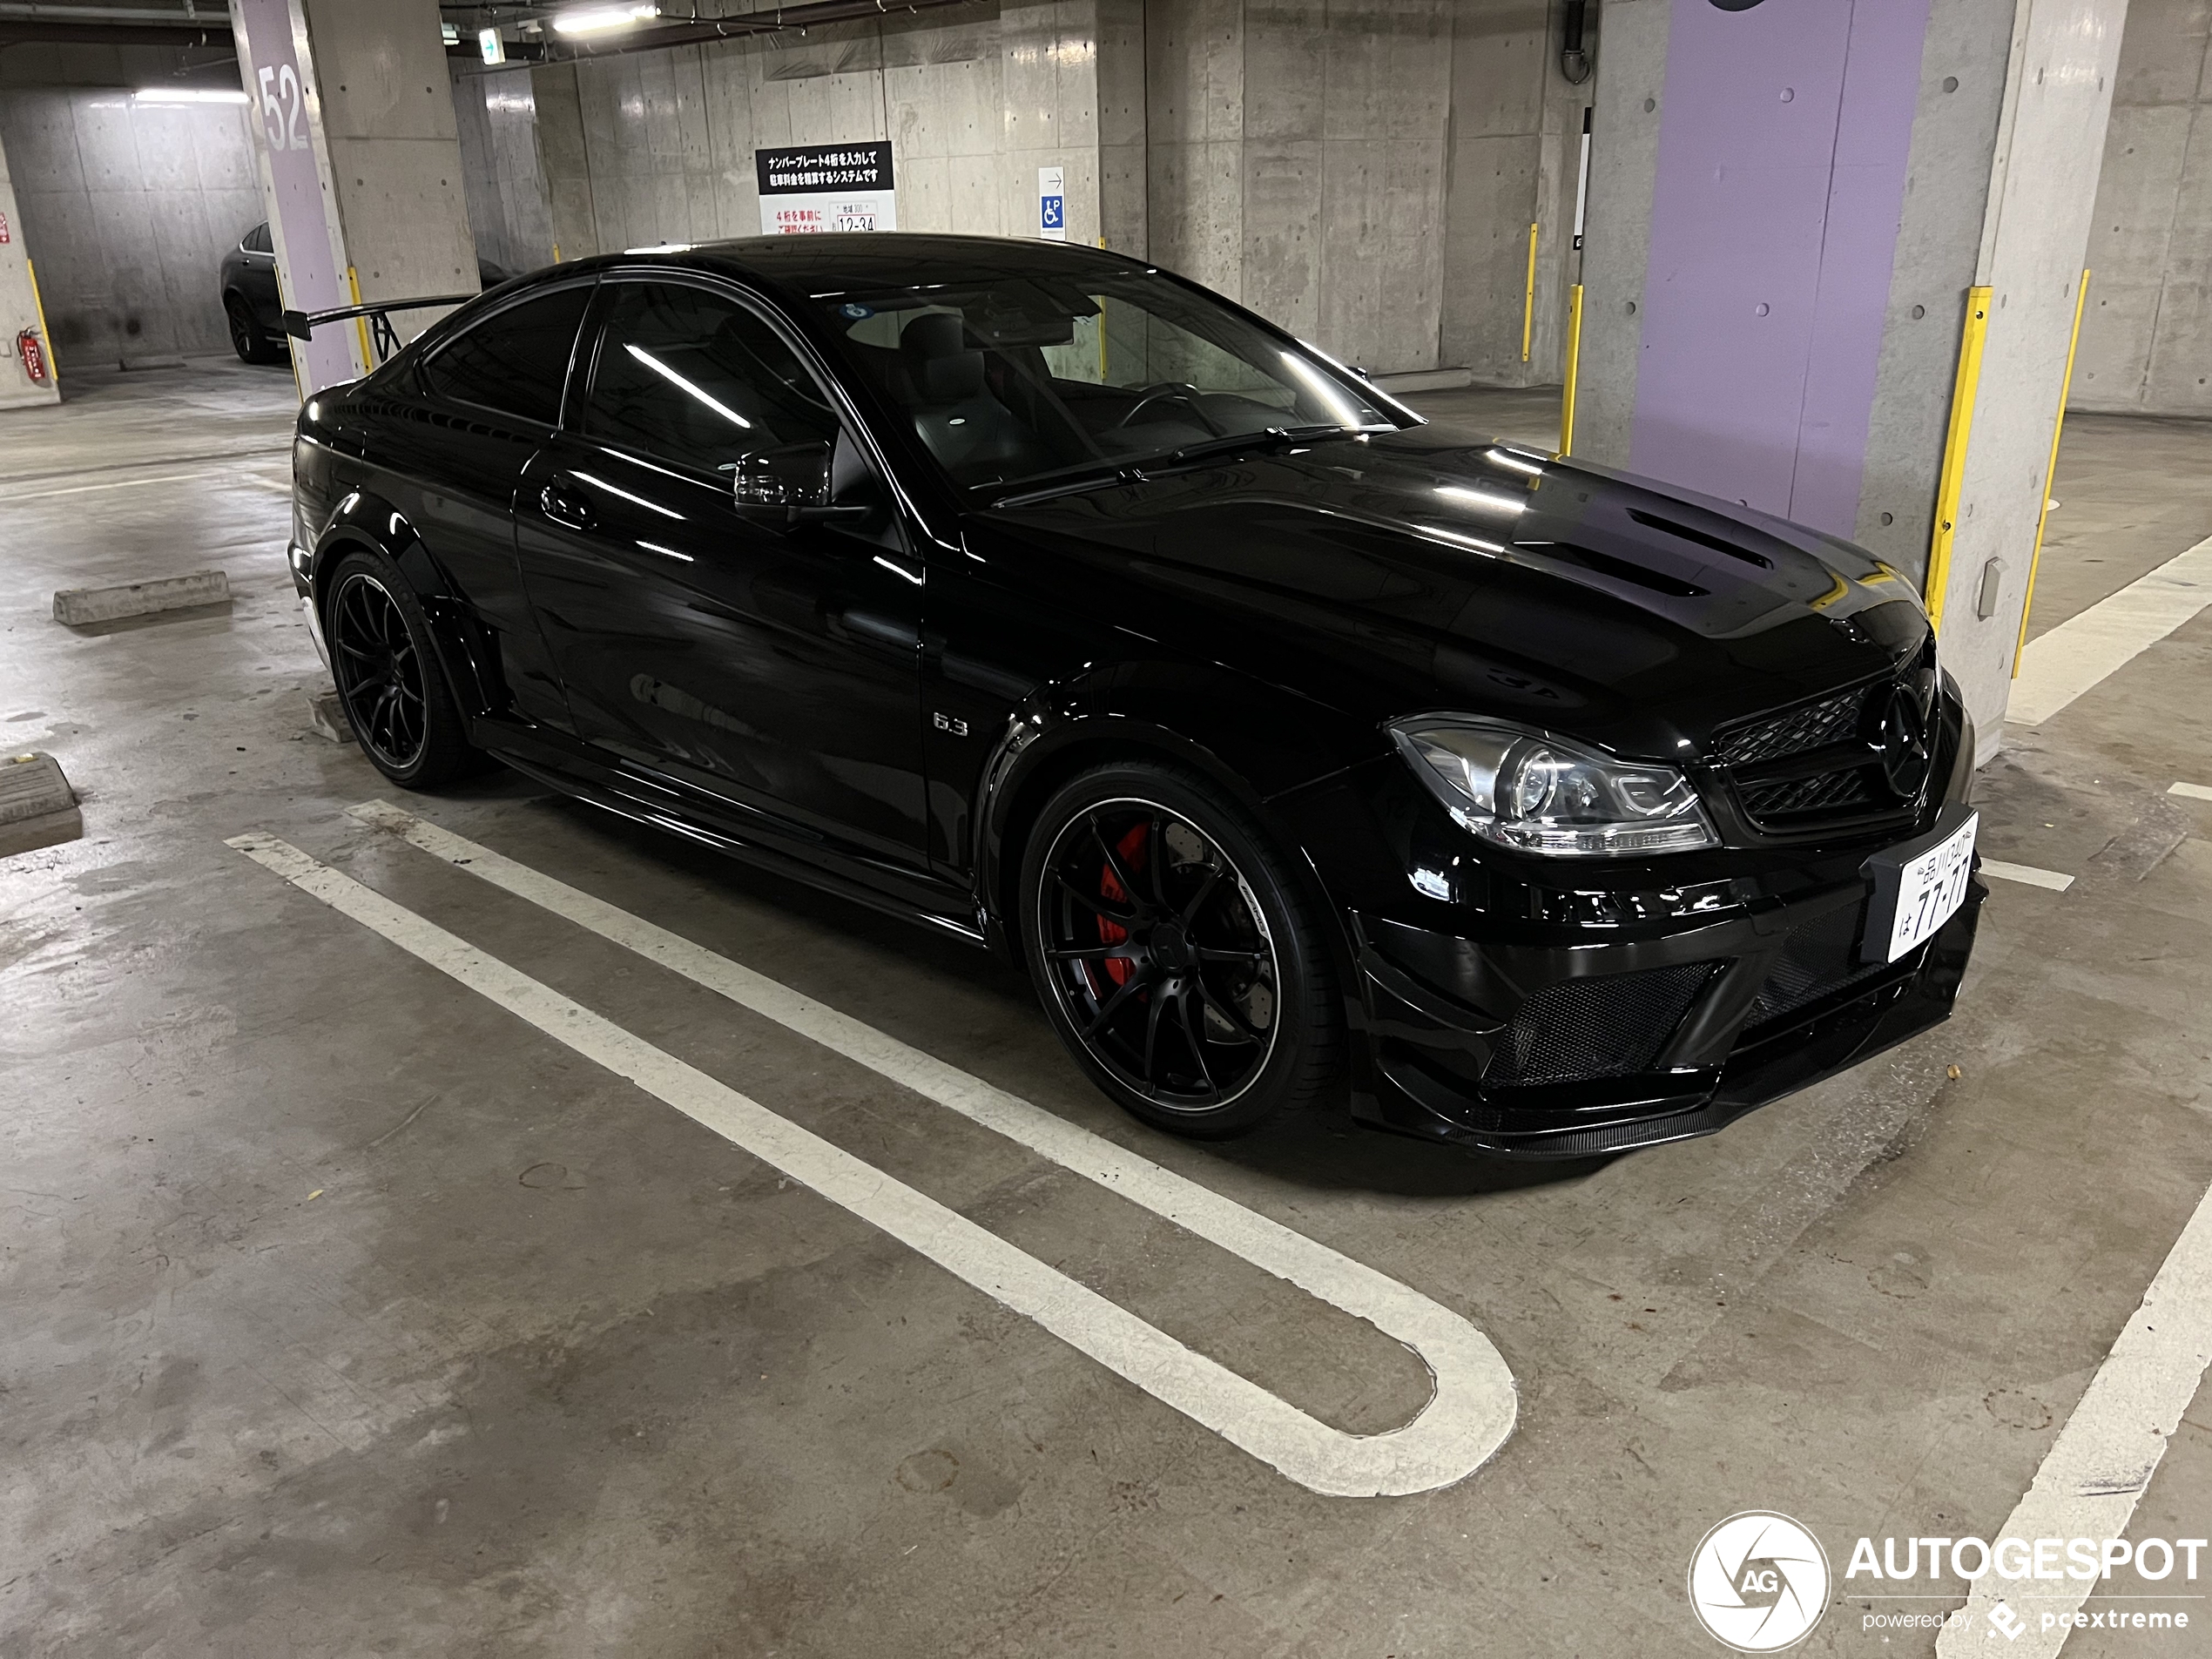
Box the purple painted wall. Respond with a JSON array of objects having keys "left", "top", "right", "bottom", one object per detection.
[{"left": 1629, "top": 0, "right": 1929, "bottom": 533}]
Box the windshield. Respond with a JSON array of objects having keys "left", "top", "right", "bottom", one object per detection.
[{"left": 811, "top": 266, "right": 1400, "bottom": 494}]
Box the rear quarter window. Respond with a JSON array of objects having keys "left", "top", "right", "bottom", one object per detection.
[{"left": 417, "top": 286, "right": 594, "bottom": 426}]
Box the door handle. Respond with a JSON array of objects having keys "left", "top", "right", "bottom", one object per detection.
[{"left": 538, "top": 480, "right": 593, "bottom": 529}]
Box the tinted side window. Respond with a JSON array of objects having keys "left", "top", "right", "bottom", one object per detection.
[
  {"left": 583, "top": 282, "right": 839, "bottom": 474},
  {"left": 244, "top": 222, "right": 273, "bottom": 254},
  {"left": 419, "top": 286, "right": 593, "bottom": 425}
]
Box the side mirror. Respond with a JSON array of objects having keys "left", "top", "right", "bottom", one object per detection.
[
  {"left": 730, "top": 441, "right": 873, "bottom": 528},
  {"left": 731, "top": 442, "right": 828, "bottom": 513}
]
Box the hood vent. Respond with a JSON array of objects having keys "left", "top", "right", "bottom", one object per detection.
[{"left": 1626, "top": 509, "right": 1774, "bottom": 568}]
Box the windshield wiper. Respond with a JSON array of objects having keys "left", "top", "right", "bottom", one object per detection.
[
  {"left": 1164, "top": 423, "right": 1372, "bottom": 466},
  {"left": 986, "top": 424, "right": 1380, "bottom": 510}
]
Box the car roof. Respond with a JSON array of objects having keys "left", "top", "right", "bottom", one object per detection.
[{"left": 576, "top": 233, "right": 1148, "bottom": 296}]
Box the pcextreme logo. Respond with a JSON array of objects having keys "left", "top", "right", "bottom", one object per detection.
[{"left": 1688, "top": 1512, "right": 1832, "bottom": 1651}]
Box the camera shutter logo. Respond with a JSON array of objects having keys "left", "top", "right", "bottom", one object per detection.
[{"left": 1687, "top": 1512, "right": 1831, "bottom": 1651}]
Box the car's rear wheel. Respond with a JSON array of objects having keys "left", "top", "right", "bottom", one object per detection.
[
  {"left": 322, "top": 549, "right": 477, "bottom": 788},
  {"left": 226, "top": 294, "right": 282, "bottom": 365},
  {"left": 1018, "top": 761, "right": 1343, "bottom": 1137}
]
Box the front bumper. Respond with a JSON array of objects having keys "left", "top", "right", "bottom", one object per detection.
[
  {"left": 1332, "top": 684, "right": 1984, "bottom": 1158},
  {"left": 1346, "top": 872, "right": 1982, "bottom": 1157}
]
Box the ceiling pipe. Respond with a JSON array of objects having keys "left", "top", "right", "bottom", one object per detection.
[
  {"left": 0, "top": 2, "right": 226, "bottom": 19},
  {"left": 0, "top": 20, "right": 227, "bottom": 45}
]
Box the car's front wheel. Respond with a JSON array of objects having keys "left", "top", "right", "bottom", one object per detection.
[
  {"left": 321, "top": 549, "right": 478, "bottom": 788},
  {"left": 1017, "top": 761, "right": 1343, "bottom": 1137}
]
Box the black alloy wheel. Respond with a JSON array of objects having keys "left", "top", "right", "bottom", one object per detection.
[
  {"left": 1020, "top": 762, "right": 1342, "bottom": 1137},
  {"left": 321, "top": 549, "right": 477, "bottom": 788},
  {"left": 226, "top": 295, "right": 281, "bottom": 365}
]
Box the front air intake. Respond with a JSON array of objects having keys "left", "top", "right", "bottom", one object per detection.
[{"left": 1484, "top": 962, "right": 1718, "bottom": 1087}]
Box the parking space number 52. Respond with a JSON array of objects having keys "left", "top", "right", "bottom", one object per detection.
[{"left": 259, "top": 64, "right": 308, "bottom": 152}]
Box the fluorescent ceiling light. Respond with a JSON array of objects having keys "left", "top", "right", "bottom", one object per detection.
[
  {"left": 134, "top": 88, "right": 250, "bottom": 105},
  {"left": 553, "top": 3, "right": 660, "bottom": 33}
]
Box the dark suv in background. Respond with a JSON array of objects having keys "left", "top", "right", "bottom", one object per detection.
[{"left": 220, "top": 221, "right": 513, "bottom": 365}]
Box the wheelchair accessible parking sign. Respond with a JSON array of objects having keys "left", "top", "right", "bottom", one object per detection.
[{"left": 1039, "top": 166, "right": 1066, "bottom": 241}]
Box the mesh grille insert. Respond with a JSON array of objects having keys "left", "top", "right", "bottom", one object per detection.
[
  {"left": 1718, "top": 685, "right": 1870, "bottom": 767},
  {"left": 1737, "top": 766, "right": 1878, "bottom": 822},
  {"left": 1716, "top": 647, "right": 1936, "bottom": 833},
  {"left": 1487, "top": 962, "right": 1717, "bottom": 1088},
  {"left": 1745, "top": 902, "right": 1891, "bottom": 1028}
]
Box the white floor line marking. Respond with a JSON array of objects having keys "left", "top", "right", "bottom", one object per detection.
[
  {"left": 2168, "top": 781, "right": 2212, "bottom": 803},
  {"left": 241, "top": 827, "right": 1516, "bottom": 1498},
  {"left": 1979, "top": 859, "right": 2075, "bottom": 893},
  {"left": 0, "top": 470, "right": 225, "bottom": 504},
  {"left": 1935, "top": 1171, "right": 2212, "bottom": 1657},
  {"left": 2008, "top": 534, "right": 2212, "bottom": 726}
]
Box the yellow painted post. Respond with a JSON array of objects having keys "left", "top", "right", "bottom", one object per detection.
[
  {"left": 551, "top": 241, "right": 563, "bottom": 263},
  {"left": 346, "top": 265, "right": 374, "bottom": 372},
  {"left": 1521, "top": 222, "right": 1539, "bottom": 363},
  {"left": 1559, "top": 283, "right": 1585, "bottom": 456},
  {"left": 1925, "top": 285, "right": 1992, "bottom": 634},
  {"left": 2014, "top": 269, "right": 2090, "bottom": 676},
  {"left": 24, "top": 256, "right": 56, "bottom": 387}
]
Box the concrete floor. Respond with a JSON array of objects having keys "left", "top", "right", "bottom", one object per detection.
[{"left": 2, "top": 359, "right": 2209, "bottom": 1657}]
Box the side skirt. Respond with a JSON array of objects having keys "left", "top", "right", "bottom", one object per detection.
[{"left": 472, "top": 717, "right": 990, "bottom": 950}]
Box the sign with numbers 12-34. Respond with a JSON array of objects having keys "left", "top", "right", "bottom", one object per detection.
[{"left": 756, "top": 142, "right": 896, "bottom": 234}]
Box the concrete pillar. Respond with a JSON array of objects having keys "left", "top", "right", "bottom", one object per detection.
[
  {"left": 2071, "top": 0, "right": 2212, "bottom": 415},
  {"left": 450, "top": 64, "right": 557, "bottom": 277},
  {"left": 229, "top": 0, "right": 479, "bottom": 395},
  {"left": 0, "top": 125, "right": 60, "bottom": 409},
  {"left": 1575, "top": 0, "right": 2127, "bottom": 759},
  {"left": 1143, "top": 0, "right": 1455, "bottom": 375},
  {"left": 1439, "top": 0, "right": 1595, "bottom": 388},
  {"left": 526, "top": 60, "right": 595, "bottom": 263}
]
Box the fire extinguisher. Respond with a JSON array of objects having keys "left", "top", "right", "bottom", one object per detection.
[{"left": 17, "top": 327, "right": 49, "bottom": 385}]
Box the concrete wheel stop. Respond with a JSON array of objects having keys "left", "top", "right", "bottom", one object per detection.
[
  {"left": 0, "top": 752, "right": 83, "bottom": 857},
  {"left": 53, "top": 570, "right": 231, "bottom": 627}
]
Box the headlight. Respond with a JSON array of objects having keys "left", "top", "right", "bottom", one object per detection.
[{"left": 1387, "top": 716, "right": 1718, "bottom": 857}]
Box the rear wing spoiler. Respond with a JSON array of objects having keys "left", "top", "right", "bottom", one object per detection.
[{"left": 281, "top": 293, "right": 475, "bottom": 356}]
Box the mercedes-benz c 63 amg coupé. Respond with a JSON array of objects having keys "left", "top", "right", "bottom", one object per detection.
[{"left": 283, "top": 233, "right": 1983, "bottom": 1157}]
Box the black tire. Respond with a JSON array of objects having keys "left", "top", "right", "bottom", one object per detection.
[
  {"left": 226, "top": 294, "right": 284, "bottom": 365},
  {"left": 1017, "top": 760, "right": 1343, "bottom": 1138},
  {"left": 320, "top": 549, "right": 479, "bottom": 788}
]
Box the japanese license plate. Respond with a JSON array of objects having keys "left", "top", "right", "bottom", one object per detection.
[{"left": 1863, "top": 807, "right": 1978, "bottom": 964}]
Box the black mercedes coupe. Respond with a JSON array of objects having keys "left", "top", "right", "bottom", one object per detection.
[{"left": 284, "top": 233, "right": 1983, "bottom": 1157}]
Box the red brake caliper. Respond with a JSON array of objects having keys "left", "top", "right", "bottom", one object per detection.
[{"left": 1096, "top": 821, "right": 1150, "bottom": 987}]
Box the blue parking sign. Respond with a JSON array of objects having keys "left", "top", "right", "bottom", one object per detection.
[{"left": 1037, "top": 165, "right": 1068, "bottom": 241}]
